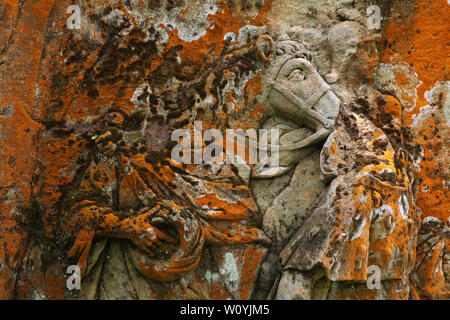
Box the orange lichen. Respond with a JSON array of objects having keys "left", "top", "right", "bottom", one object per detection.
[
  {"left": 378, "top": 0, "right": 449, "bottom": 299},
  {"left": 379, "top": 0, "right": 449, "bottom": 222},
  {"left": 163, "top": 1, "right": 271, "bottom": 64},
  {"left": 3, "top": 0, "right": 446, "bottom": 300}
]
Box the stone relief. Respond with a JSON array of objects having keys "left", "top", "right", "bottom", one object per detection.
[
  {"left": 47, "top": 35, "right": 273, "bottom": 299},
  {"left": 0, "top": 0, "right": 447, "bottom": 301},
  {"left": 249, "top": 32, "right": 419, "bottom": 299}
]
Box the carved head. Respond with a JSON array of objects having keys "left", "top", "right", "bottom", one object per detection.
[{"left": 262, "top": 39, "right": 340, "bottom": 130}]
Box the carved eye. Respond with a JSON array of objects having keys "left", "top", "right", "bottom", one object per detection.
[{"left": 288, "top": 68, "right": 305, "bottom": 81}]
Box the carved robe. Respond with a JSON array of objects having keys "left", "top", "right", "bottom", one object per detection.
[{"left": 64, "top": 148, "right": 268, "bottom": 299}]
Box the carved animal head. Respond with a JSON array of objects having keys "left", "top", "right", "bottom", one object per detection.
[{"left": 264, "top": 40, "right": 340, "bottom": 130}]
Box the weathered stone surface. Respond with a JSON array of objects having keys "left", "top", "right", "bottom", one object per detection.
[
  {"left": 410, "top": 216, "right": 449, "bottom": 300},
  {"left": 0, "top": 0, "right": 448, "bottom": 300},
  {"left": 276, "top": 108, "right": 420, "bottom": 298}
]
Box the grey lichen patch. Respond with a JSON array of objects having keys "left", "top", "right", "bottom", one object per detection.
[
  {"left": 0, "top": 103, "right": 14, "bottom": 118},
  {"left": 205, "top": 270, "right": 220, "bottom": 282},
  {"left": 424, "top": 81, "right": 450, "bottom": 124},
  {"left": 33, "top": 291, "right": 48, "bottom": 300},
  {"left": 123, "top": 0, "right": 218, "bottom": 42},
  {"left": 219, "top": 252, "right": 240, "bottom": 292}
]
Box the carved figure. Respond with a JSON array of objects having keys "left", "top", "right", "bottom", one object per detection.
[
  {"left": 251, "top": 40, "right": 340, "bottom": 178},
  {"left": 53, "top": 34, "right": 273, "bottom": 298}
]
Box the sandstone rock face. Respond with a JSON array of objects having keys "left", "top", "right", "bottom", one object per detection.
[{"left": 0, "top": 0, "right": 448, "bottom": 300}]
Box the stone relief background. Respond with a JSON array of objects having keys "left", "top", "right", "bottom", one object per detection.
[{"left": 0, "top": 0, "right": 448, "bottom": 300}]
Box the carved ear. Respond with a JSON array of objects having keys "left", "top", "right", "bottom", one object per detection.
[{"left": 256, "top": 35, "right": 275, "bottom": 61}]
